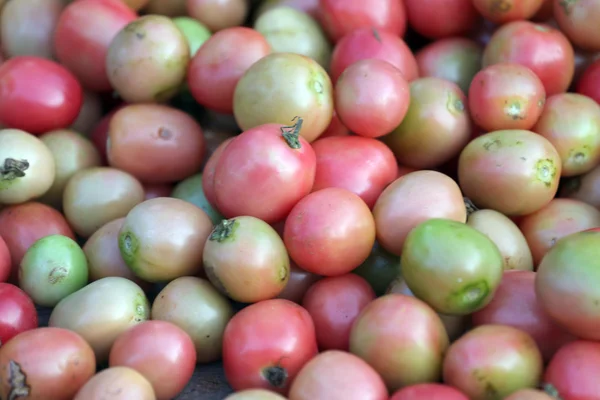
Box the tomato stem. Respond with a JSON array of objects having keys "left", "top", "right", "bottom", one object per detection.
[
  {"left": 464, "top": 197, "right": 479, "bottom": 216},
  {"left": 541, "top": 383, "right": 563, "bottom": 399},
  {"left": 7, "top": 360, "right": 30, "bottom": 400},
  {"left": 263, "top": 365, "right": 288, "bottom": 388},
  {"left": 209, "top": 219, "right": 237, "bottom": 242},
  {"left": 280, "top": 116, "right": 303, "bottom": 149},
  {"left": 0, "top": 158, "right": 29, "bottom": 181}
]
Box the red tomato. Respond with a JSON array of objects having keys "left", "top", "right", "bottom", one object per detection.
[
  {"left": 0, "top": 327, "right": 96, "bottom": 400},
  {"left": 0, "top": 56, "right": 83, "bottom": 134},
  {"left": 545, "top": 341, "right": 600, "bottom": 400},
  {"left": 403, "top": 0, "right": 480, "bottom": 39},
  {"left": 188, "top": 27, "right": 271, "bottom": 114},
  {"left": 482, "top": 21, "right": 575, "bottom": 96},
  {"left": 89, "top": 104, "right": 127, "bottom": 164},
  {"left": 577, "top": 59, "right": 600, "bottom": 105},
  {"left": 284, "top": 188, "right": 376, "bottom": 276},
  {"left": 318, "top": 0, "right": 406, "bottom": 43},
  {"left": 53, "top": 0, "right": 138, "bottom": 91},
  {"left": 330, "top": 28, "right": 419, "bottom": 84},
  {"left": 0, "top": 237, "right": 9, "bottom": 283},
  {"left": 472, "top": 0, "right": 544, "bottom": 24},
  {"left": 109, "top": 320, "right": 196, "bottom": 400},
  {"left": 222, "top": 299, "right": 318, "bottom": 394},
  {"left": 0, "top": 283, "right": 37, "bottom": 346},
  {"left": 302, "top": 274, "right": 375, "bottom": 351},
  {"left": 390, "top": 383, "right": 469, "bottom": 400},
  {"left": 288, "top": 350, "right": 388, "bottom": 400},
  {"left": 213, "top": 120, "right": 316, "bottom": 224},
  {"left": 0, "top": 202, "right": 75, "bottom": 282},
  {"left": 471, "top": 270, "right": 575, "bottom": 362},
  {"left": 553, "top": 0, "right": 600, "bottom": 52},
  {"left": 334, "top": 59, "right": 410, "bottom": 138},
  {"left": 468, "top": 63, "right": 546, "bottom": 131},
  {"left": 202, "top": 137, "right": 234, "bottom": 207},
  {"left": 311, "top": 136, "right": 399, "bottom": 208}
]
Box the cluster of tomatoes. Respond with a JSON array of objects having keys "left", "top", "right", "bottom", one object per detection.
[{"left": 1, "top": 0, "right": 600, "bottom": 399}]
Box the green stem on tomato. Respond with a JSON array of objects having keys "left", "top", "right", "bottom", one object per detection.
[
  {"left": 0, "top": 158, "right": 29, "bottom": 181},
  {"left": 280, "top": 116, "right": 304, "bottom": 150}
]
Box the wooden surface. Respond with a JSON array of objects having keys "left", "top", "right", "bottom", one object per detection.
[{"left": 37, "top": 306, "right": 234, "bottom": 400}]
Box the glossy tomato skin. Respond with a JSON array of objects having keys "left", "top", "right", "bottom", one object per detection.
[
  {"left": 318, "top": 0, "right": 406, "bottom": 43},
  {"left": 311, "top": 136, "right": 398, "bottom": 208},
  {"left": 472, "top": 0, "right": 544, "bottom": 24},
  {"left": 471, "top": 270, "right": 575, "bottom": 362},
  {"left": 483, "top": 21, "right": 574, "bottom": 96},
  {"left": 577, "top": 59, "right": 600, "bottom": 105},
  {"left": 0, "top": 327, "right": 96, "bottom": 400},
  {"left": 390, "top": 383, "right": 469, "bottom": 400},
  {"left": 213, "top": 122, "right": 316, "bottom": 224},
  {"left": 0, "top": 237, "right": 9, "bottom": 283},
  {"left": 0, "top": 283, "right": 37, "bottom": 346},
  {"left": 544, "top": 340, "right": 600, "bottom": 400},
  {"left": 0, "top": 56, "right": 83, "bottom": 134},
  {"left": 53, "top": 0, "right": 138, "bottom": 91},
  {"left": 330, "top": 28, "right": 419, "bottom": 84},
  {"left": 0, "top": 202, "right": 75, "bottom": 283},
  {"left": 404, "top": 0, "right": 480, "bottom": 39},
  {"left": 302, "top": 274, "right": 375, "bottom": 351},
  {"left": 222, "top": 299, "right": 318, "bottom": 394},
  {"left": 553, "top": 0, "right": 600, "bottom": 52}
]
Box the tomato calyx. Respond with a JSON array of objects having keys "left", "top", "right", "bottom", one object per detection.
[
  {"left": 209, "top": 219, "right": 237, "bottom": 242},
  {"left": 280, "top": 117, "right": 304, "bottom": 150},
  {"left": 541, "top": 382, "right": 563, "bottom": 399},
  {"left": 7, "top": 359, "right": 30, "bottom": 400},
  {"left": 464, "top": 197, "right": 479, "bottom": 216},
  {"left": 0, "top": 158, "right": 29, "bottom": 181},
  {"left": 262, "top": 364, "right": 289, "bottom": 389}
]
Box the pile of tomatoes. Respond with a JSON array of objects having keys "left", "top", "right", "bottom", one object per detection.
[{"left": 1, "top": 0, "right": 600, "bottom": 399}]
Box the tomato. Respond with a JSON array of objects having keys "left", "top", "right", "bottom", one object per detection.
[
  {"left": 213, "top": 120, "right": 316, "bottom": 224},
  {"left": 318, "top": 110, "right": 351, "bottom": 138},
  {"left": 255, "top": 0, "right": 320, "bottom": 21},
  {"left": 109, "top": 320, "right": 196, "bottom": 400},
  {"left": 577, "top": 59, "right": 600, "bottom": 105},
  {"left": 288, "top": 350, "right": 388, "bottom": 400},
  {"left": 0, "top": 327, "right": 96, "bottom": 400},
  {"left": 311, "top": 136, "right": 398, "bottom": 209},
  {"left": 482, "top": 21, "right": 574, "bottom": 96},
  {"left": 535, "top": 231, "right": 600, "bottom": 340},
  {"left": 89, "top": 104, "right": 126, "bottom": 165},
  {"left": 472, "top": 0, "right": 544, "bottom": 24},
  {"left": 53, "top": 0, "right": 138, "bottom": 91},
  {"left": 330, "top": 28, "right": 419, "bottom": 84},
  {"left": 390, "top": 383, "right": 469, "bottom": 400},
  {"left": 74, "top": 366, "right": 156, "bottom": 400},
  {"left": 503, "top": 389, "right": 556, "bottom": 400},
  {"left": 302, "top": 274, "right": 375, "bottom": 351},
  {"left": 544, "top": 340, "right": 600, "bottom": 400},
  {"left": 469, "top": 63, "right": 546, "bottom": 132},
  {"left": 553, "top": 0, "right": 600, "bottom": 52},
  {"left": 415, "top": 38, "right": 483, "bottom": 94},
  {"left": 0, "top": 56, "right": 83, "bottom": 134},
  {"left": 472, "top": 270, "right": 575, "bottom": 362},
  {"left": 384, "top": 77, "right": 472, "bottom": 169},
  {"left": 0, "top": 236, "right": 9, "bottom": 283},
  {"left": 201, "top": 137, "right": 234, "bottom": 207},
  {"left": 373, "top": 171, "right": 467, "bottom": 256},
  {"left": 318, "top": 0, "right": 406, "bottom": 43},
  {"left": 188, "top": 27, "right": 271, "bottom": 114},
  {"left": 0, "top": 202, "right": 75, "bottom": 282},
  {"left": 352, "top": 241, "right": 400, "bottom": 296},
  {"left": 0, "top": 283, "right": 37, "bottom": 346},
  {"left": 284, "top": 188, "right": 376, "bottom": 276},
  {"left": 276, "top": 263, "right": 321, "bottom": 304},
  {"left": 350, "top": 294, "right": 449, "bottom": 391},
  {"left": 187, "top": 0, "right": 248, "bottom": 32},
  {"left": 222, "top": 299, "right": 318, "bottom": 394},
  {"left": 560, "top": 164, "right": 600, "bottom": 208},
  {"left": 443, "top": 325, "right": 543, "bottom": 399},
  {"left": 404, "top": 0, "right": 479, "bottom": 39}
]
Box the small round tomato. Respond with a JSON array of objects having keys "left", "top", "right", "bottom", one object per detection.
[
  {"left": 213, "top": 119, "right": 316, "bottom": 224},
  {"left": 186, "top": 0, "right": 248, "bottom": 32},
  {"left": 334, "top": 59, "right": 409, "bottom": 138},
  {"left": 472, "top": 0, "right": 544, "bottom": 24},
  {"left": 483, "top": 21, "right": 575, "bottom": 96},
  {"left": 0, "top": 283, "right": 37, "bottom": 346},
  {"left": 284, "top": 188, "right": 376, "bottom": 276},
  {"left": 0, "top": 236, "right": 10, "bottom": 283},
  {"left": 311, "top": 136, "right": 399, "bottom": 209},
  {"left": 544, "top": 340, "right": 600, "bottom": 400},
  {"left": 0, "top": 56, "right": 83, "bottom": 134},
  {"left": 330, "top": 28, "right": 419, "bottom": 84},
  {"left": 390, "top": 383, "right": 469, "bottom": 400},
  {"left": 577, "top": 59, "right": 600, "bottom": 105},
  {"left": 188, "top": 27, "right": 271, "bottom": 114},
  {"left": 302, "top": 274, "right": 375, "bottom": 351},
  {"left": 553, "top": 0, "right": 600, "bottom": 52},
  {"left": 469, "top": 63, "right": 546, "bottom": 132},
  {"left": 404, "top": 0, "right": 480, "bottom": 39},
  {"left": 109, "top": 320, "right": 196, "bottom": 400},
  {"left": 222, "top": 299, "right": 318, "bottom": 394}
]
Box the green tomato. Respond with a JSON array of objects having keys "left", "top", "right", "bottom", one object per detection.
[
  {"left": 19, "top": 234, "right": 89, "bottom": 307},
  {"left": 171, "top": 173, "right": 223, "bottom": 225},
  {"left": 352, "top": 241, "right": 400, "bottom": 296},
  {"left": 173, "top": 16, "right": 211, "bottom": 56}
]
